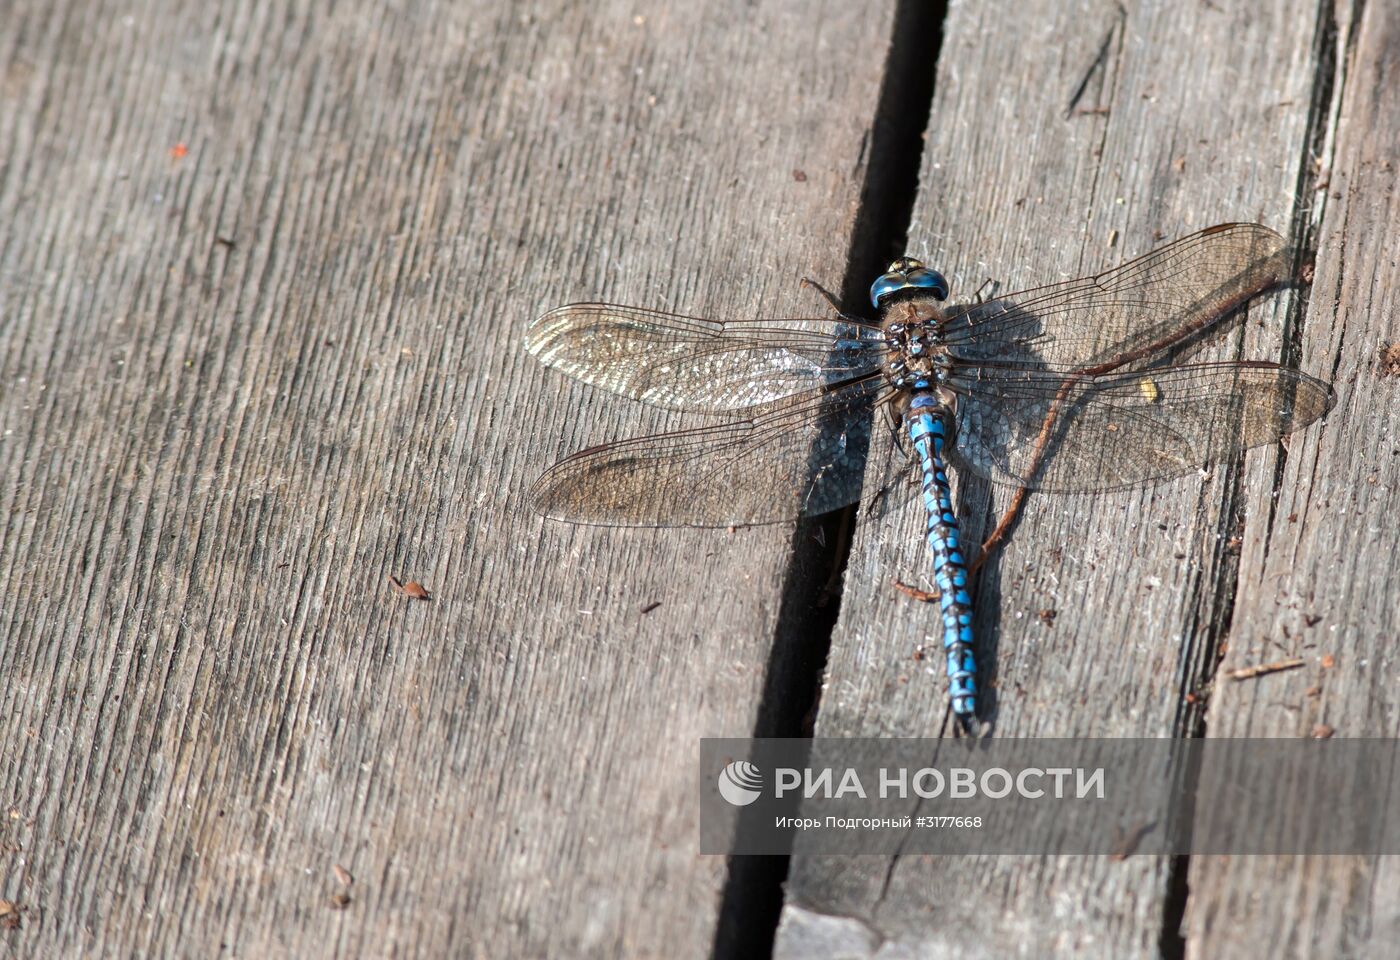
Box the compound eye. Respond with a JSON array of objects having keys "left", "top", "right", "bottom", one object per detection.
[
  {"left": 905, "top": 268, "right": 949, "bottom": 301},
  {"left": 869, "top": 273, "right": 905, "bottom": 308}
]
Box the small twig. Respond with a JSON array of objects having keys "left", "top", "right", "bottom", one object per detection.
[
  {"left": 1109, "top": 821, "right": 1156, "bottom": 860},
  {"left": 1226, "top": 657, "right": 1304, "bottom": 681}
]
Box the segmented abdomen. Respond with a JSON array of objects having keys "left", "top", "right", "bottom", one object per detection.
[{"left": 907, "top": 393, "right": 977, "bottom": 723}]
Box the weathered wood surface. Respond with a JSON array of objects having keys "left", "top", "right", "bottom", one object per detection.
[
  {"left": 1185, "top": 2, "right": 1400, "bottom": 956},
  {"left": 0, "top": 1, "right": 894, "bottom": 956},
  {"left": 2, "top": 0, "right": 1395, "bottom": 956},
  {"left": 779, "top": 0, "right": 1386, "bottom": 958}
]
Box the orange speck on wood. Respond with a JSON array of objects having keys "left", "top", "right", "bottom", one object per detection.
[{"left": 389, "top": 575, "right": 431, "bottom": 600}]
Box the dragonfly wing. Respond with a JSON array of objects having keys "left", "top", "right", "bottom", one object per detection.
[
  {"left": 526, "top": 303, "right": 886, "bottom": 414},
  {"left": 944, "top": 223, "right": 1290, "bottom": 371},
  {"left": 949, "top": 362, "right": 1335, "bottom": 493},
  {"left": 529, "top": 375, "right": 907, "bottom": 526}
]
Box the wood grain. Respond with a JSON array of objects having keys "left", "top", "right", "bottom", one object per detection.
[
  {"left": 0, "top": 0, "right": 893, "bottom": 956},
  {"left": 2, "top": 0, "right": 1392, "bottom": 955},
  {"left": 778, "top": 0, "right": 1351, "bottom": 956},
  {"left": 1184, "top": 1, "right": 1400, "bottom": 956}
]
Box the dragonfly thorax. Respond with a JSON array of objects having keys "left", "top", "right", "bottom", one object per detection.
[{"left": 881, "top": 300, "right": 951, "bottom": 391}]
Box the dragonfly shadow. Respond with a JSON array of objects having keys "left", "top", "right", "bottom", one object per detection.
[{"left": 945, "top": 236, "right": 1331, "bottom": 503}]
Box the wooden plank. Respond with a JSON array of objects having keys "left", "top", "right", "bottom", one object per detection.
[
  {"left": 0, "top": 0, "right": 893, "bottom": 955},
  {"left": 778, "top": 0, "right": 1332, "bottom": 955},
  {"left": 1184, "top": 1, "right": 1400, "bottom": 955}
]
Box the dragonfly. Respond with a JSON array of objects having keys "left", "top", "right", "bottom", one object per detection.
[{"left": 524, "top": 223, "right": 1334, "bottom": 733}]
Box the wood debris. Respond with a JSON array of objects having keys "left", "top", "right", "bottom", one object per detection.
[
  {"left": 1380, "top": 342, "right": 1400, "bottom": 377},
  {"left": 1109, "top": 822, "right": 1154, "bottom": 860},
  {"left": 389, "top": 575, "right": 431, "bottom": 600},
  {"left": 0, "top": 900, "right": 19, "bottom": 929},
  {"left": 1226, "top": 657, "right": 1304, "bottom": 681}
]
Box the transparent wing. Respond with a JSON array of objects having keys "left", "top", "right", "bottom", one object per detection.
[
  {"left": 950, "top": 361, "right": 1335, "bottom": 492},
  {"left": 525, "top": 303, "right": 886, "bottom": 414},
  {"left": 529, "top": 375, "right": 909, "bottom": 527},
  {"left": 944, "top": 223, "right": 1290, "bottom": 372}
]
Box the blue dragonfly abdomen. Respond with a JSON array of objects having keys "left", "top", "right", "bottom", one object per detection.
[{"left": 907, "top": 396, "right": 977, "bottom": 723}]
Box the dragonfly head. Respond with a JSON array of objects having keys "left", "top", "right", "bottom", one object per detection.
[{"left": 870, "top": 257, "right": 949, "bottom": 308}]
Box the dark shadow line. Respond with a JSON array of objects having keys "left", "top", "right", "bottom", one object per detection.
[
  {"left": 710, "top": 2, "right": 947, "bottom": 957},
  {"left": 1062, "top": 3, "right": 1125, "bottom": 119},
  {"left": 1159, "top": 5, "right": 1349, "bottom": 958}
]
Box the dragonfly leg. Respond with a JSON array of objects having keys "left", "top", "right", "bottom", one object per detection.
[
  {"left": 857, "top": 397, "right": 914, "bottom": 519},
  {"left": 799, "top": 276, "right": 864, "bottom": 323},
  {"left": 973, "top": 277, "right": 1001, "bottom": 304},
  {"left": 894, "top": 578, "right": 941, "bottom": 603},
  {"left": 882, "top": 395, "right": 906, "bottom": 444},
  {"left": 799, "top": 276, "right": 841, "bottom": 309},
  {"left": 971, "top": 485, "right": 1030, "bottom": 573}
]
